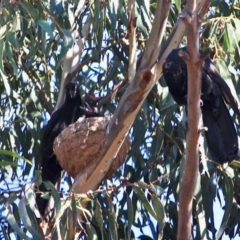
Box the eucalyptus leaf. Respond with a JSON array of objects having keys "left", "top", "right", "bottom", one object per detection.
[
  {"left": 0, "top": 149, "right": 31, "bottom": 165},
  {"left": 37, "top": 20, "right": 54, "bottom": 39},
  {"left": 94, "top": 199, "right": 104, "bottom": 239},
  {"left": 133, "top": 186, "right": 157, "bottom": 220},
  {"left": 216, "top": 176, "right": 233, "bottom": 240},
  {"left": 6, "top": 206, "right": 31, "bottom": 240},
  {"left": 19, "top": 199, "right": 42, "bottom": 240}
]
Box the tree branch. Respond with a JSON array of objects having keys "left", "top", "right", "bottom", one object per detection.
[
  {"left": 65, "top": 40, "right": 122, "bottom": 84},
  {"left": 74, "top": 0, "right": 171, "bottom": 195},
  {"left": 177, "top": 1, "right": 211, "bottom": 240},
  {"left": 127, "top": 0, "right": 137, "bottom": 83}
]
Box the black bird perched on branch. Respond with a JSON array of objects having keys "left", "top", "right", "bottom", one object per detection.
[
  {"left": 36, "top": 82, "right": 100, "bottom": 218},
  {"left": 162, "top": 48, "right": 240, "bottom": 164}
]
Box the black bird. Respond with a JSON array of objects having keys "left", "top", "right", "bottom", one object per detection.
[
  {"left": 36, "top": 82, "right": 100, "bottom": 217},
  {"left": 162, "top": 48, "right": 239, "bottom": 164}
]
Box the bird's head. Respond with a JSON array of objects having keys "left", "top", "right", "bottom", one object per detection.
[{"left": 65, "top": 82, "right": 79, "bottom": 99}]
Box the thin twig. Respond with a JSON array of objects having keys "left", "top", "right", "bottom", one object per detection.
[{"left": 65, "top": 40, "right": 124, "bottom": 84}]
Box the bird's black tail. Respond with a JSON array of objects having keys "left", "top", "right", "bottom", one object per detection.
[
  {"left": 202, "top": 99, "right": 238, "bottom": 164},
  {"left": 35, "top": 156, "right": 62, "bottom": 218}
]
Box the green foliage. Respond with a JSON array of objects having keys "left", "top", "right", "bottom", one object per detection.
[{"left": 1, "top": 0, "right": 240, "bottom": 239}]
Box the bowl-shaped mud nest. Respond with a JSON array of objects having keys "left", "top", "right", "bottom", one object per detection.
[{"left": 53, "top": 116, "right": 130, "bottom": 180}]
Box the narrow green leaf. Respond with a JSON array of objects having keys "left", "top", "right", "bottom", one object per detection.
[
  {"left": 224, "top": 20, "right": 240, "bottom": 55},
  {"left": 12, "top": 203, "right": 21, "bottom": 228},
  {"left": 86, "top": 223, "right": 98, "bottom": 240},
  {"left": 7, "top": 31, "right": 20, "bottom": 49},
  {"left": 216, "top": 176, "right": 233, "bottom": 240},
  {"left": 55, "top": 29, "right": 73, "bottom": 70},
  {"left": 152, "top": 195, "right": 165, "bottom": 239},
  {"left": 138, "top": 1, "right": 151, "bottom": 31},
  {"left": 107, "top": 196, "right": 118, "bottom": 240},
  {"left": 18, "top": 17, "right": 28, "bottom": 45},
  {"left": 19, "top": 199, "right": 42, "bottom": 240},
  {"left": 201, "top": 174, "right": 214, "bottom": 229},
  {"left": 0, "top": 161, "right": 18, "bottom": 167},
  {"left": 133, "top": 186, "right": 157, "bottom": 220},
  {"left": 117, "top": 1, "right": 128, "bottom": 28},
  {"left": 208, "top": 20, "right": 219, "bottom": 42},
  {"left": 126, "top": 193, "right": 133, "bottom": 240},
  {"left": 223, "top": 23, "right": 231, "bottom": 53},
  {"left": 153, "top": 184, "right": 165, "bottom": 196},
  {"left": 0, "top": 40, "right": 5, "bottom": 74},
  {"left": 224, "top": 166, "right": 234, "bottom": 178},
  {"left": 151, "top": 194, "right": 165, "bottom": 222},
  {"left": 214, "top": 60, "right": 238, "bottom": 106},
  {"left": 55, "top": 198, "right": 72, "bottom": 240},
  {"left": 195, "top": 173, "right": 207, "bottom": 239},
  {"left": 71, "top": 194, "right": 77, "bottom": 229},
  {"left": 13, "top": 14, "right": 22, "bottom": 32},
  {"left": 157, "top": 83, "right": 176, "bottom": 110},
  {"left": 25, "top": 183, "right": 37, "bottom": 210},
  {"left": 174, "top": 0, "right": 181, "bottom": 11},
  {"left": 230, "top": 160, "right": 240, "bottom": 169},
  {"left": 50, "top": 0, "right": 65, "bottom": 16},
  {"left": 37, "top": 20, "right": 54, "bottom": 39},
  {"left": 43, "top": 181, "right": 61, "bottom": 214},
  {"left": 92, "top": 0, "right": 100, "bottom": 40},
  {"left": 5, "top": 206, "right": 31, "bottom": 240},
  {"left": 94, "top": 199, "right": 104, "bottom": 239},
  {"left": 61, "top": 29, "right": 73, "bottom": 49},
  {"left": 19, "top": 0, "right": 39, "bottom": 20},
  {"left": 137, "top": 10, "right": 148, "bottom": 37},
  {"left": 143, "top": 0, "right": 150, "bottom": 16},
  {"left": 0, "top": 149, "right": 31, "bottom": 165},
  {"left": 23, "top": 35, "right": 39, "bottom": 60},
  {"left": 138, "top": 180, "right": 150, "bottom": 189},
  {"left": 232, "top": 18, "right": 240, "bottom": 55},
  {"left": 5, "top": 194, "right": 18, "bottom": 207},
  {"left": 0, "top": 24, "right": 8, "bottom": 38},
  {"left": 108, "top": 0, "right": 117, "bottom": 31},
  {"left": 97, "top": 9, "right": 104, "bottom": 52},
  {"left": 5, "top": 42, "right": 18, "bottom": 76}
]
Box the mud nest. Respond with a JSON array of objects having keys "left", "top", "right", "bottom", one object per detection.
[{"left": 53, "top": 116, "right": 130, "bottom": 180}]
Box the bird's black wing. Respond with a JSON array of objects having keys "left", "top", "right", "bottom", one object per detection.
[
  {"left": 201, "top": 58, "right": 239, "bottom": 163},
  {"left": 203, "top": 58, "right": 240, "bottom": 116},
  {"left": 201, "top": 87, "right": 238, "bottom": 163}
]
